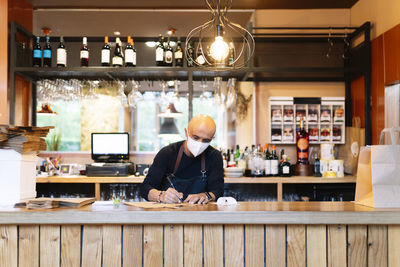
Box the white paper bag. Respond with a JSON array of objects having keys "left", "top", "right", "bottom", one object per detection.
[{"left": 371, "top": 127, "right": 400, "bottom": 208}]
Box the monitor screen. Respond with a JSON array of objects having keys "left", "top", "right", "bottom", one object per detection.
[{"left": 91, "top": 133, "right": 129, "bottom": 162}]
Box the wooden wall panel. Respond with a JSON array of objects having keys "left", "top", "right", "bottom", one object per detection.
[
  {"left": 351, "top": 76, "right": 366, "bottom": 128},
  {"left": 0, "top": 225, "right": 18, "bottom": 267},
  {"left": 164, "top": 224, "right": 183, "bottom": 267},
  {"left": 287, "top": 225, "right": 306, "bottom": 267},
  {"left": 102, "top": 225, "right": 122, "bottom": 267},
  {"left": 61, "top": 225, "right": 81, "bottom": 267},
  {"left": 143, "top": 225, "right": 163, "bottom": 267},
  {"left": 368, "top": 225, "right": 388, "bottom": 267},
  {"left": 371, "top": 35, "right": 385, "bottom": 145},
  {"left": 388, "top": 225, "right": 400, "bottom": 267},
  {"left": 383, "top": 24, "right": 400, "bottom": 85},
  {"left": 123, "top": 225, "right": 143, "bottom": 267},
  {"left": 307, "top": 225, "right": 327, "bottom": 267},
  {"left": 347, "top": 225, "right": 367, "bottom": 267},
  {"left": 184, "top": 225, "right": 203, "bottom": 267},
  {"left": 82, "top": 225, "right": 102, "bottom": 267},
  {"left": 204, "top": 225, "right": 223, "bottom": 267},
  {"left": 0, "top": 0, "right": 8, "bottom": 124},
  {"left": 327, "top": 225, "right": 346, "bottom": 267},
  {"left": 225, "top": 225, "right": 244, "bottom": 267},
  {"left": 265, "top": 225, "right": 285, "bottom": 267},
  {"left": 19, "top": 225, "right": 39, "bottom": 267},
  {"left": 39, "top": 225, "right": 60, "bottom": 267},
  {"left": 245, "top": 225, "right": 264, "bottom": 267}
]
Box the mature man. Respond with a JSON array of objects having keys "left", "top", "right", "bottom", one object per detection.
[{"left": 140, "top": 114, "right": 224, "bottom": 204}]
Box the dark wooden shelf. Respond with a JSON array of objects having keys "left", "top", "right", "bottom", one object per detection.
[{"left": 14, "top": 66, "right": 346, "bottom": 82}]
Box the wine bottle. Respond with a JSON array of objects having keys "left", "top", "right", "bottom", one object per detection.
[
  {"left": 175, "top": 38, "right": 183, "bottom": 67},
  {"left": 264, "top": 144, "right": 271, "bottom": 177},
  {"left": 271, "top": 145, "right": 279, "bottom": 176},
  {"left": 101, "top": 36, "right": 110, "bottom": 66},
  {"left": 43, "top": 36, "right": 52, "bottom": 67},
  {"left": 279, "top": 155, "right": 291, "bottom": 177},
  {"left": 296, "top": 118, "right": 309, "bottom": 164},
  {"left": 195, "top": 46, "right": 205, "bottom": 65},
  {"left": 80, "top": 37, "right": 89, "bottom": 67},
  {"left": 32, "top": 36, "right": 42, "bottom": 67},
  {"left": 164, "top": 37, "right": 173, "bottom": 67},
  {"left": 187, "top": 41, "right": 194, "bottom": 67},
  {"left": 56, "top": 36, "right": 67, "bottom": 67},
  {"left": 228, "top": 42, "right": 235, "bottom": 66},
  {"left": 125, "top": 36, "right": 136, "bottom": 67},
  {"left": 112, "top": 37, "right": 124, "bottom": 67},
  {"left": 156, "top": 35, "right": 164, "bottom": 66}
]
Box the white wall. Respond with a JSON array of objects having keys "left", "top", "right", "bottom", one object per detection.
[{"left": 351, "top": 0, "right": 400, "bottom": 39}]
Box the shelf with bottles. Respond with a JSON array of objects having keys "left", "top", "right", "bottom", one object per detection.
[{"left": 269, "top": 97, "right": 345, "bottom": 144}]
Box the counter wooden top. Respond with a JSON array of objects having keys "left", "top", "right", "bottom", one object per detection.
[
  {"left": 0, "top": 201, "right": 399, "bottom": 225},
  {"left": 36, "top": 175, "right": 356, "bottom": 184}
]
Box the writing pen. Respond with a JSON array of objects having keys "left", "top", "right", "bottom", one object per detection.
[{"left": 166, "top": 176, "right": 184, "bottom": 202}]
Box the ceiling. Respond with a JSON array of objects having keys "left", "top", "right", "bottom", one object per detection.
[{"left": 28, "top": 0, "right": 359, "bottom": 10}]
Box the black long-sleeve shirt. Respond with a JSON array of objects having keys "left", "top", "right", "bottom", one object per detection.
[{"left": 139, "top": 141, "right": 224, "bottom": 200}]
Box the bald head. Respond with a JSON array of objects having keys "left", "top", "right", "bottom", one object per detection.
[{"left": 186, "top": 114, "right": 216, "bottom": 142}]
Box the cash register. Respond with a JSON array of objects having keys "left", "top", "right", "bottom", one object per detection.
[{"left": 86, "top": 132, "right": 135, "bottom": 177}]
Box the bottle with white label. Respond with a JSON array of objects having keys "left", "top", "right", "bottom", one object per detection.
[
  {"left": 112, "top": 37, "right": 123, "bottom": 67},
  {"left": 56, "top": 36, "right": 66, "bottom": 67},
  {"left": 125, "top": 36, "right": 136, "bottom": 67},
  {"left": 271, "top": 145, "right": 279, "bottom": 176},
  {"left": 80, "top": 37, "right": 89, "bottom": 67},
  {"left": 164, "top": 37, "right": 173, "bottom": 67},
  {"left": 101, "top": 36, "right": 110, "bottom": 66},
  {"left": 264, "top": 145, "right": 271, "bottom": 176},
  {"left": 279, "top": 155, "right": 291, "bottom": 177},
  {"left": 175, "top": 38, "right": 183, "bottom": 67},
  {"left": 156, "top": 35, "right": 164, "bottom": 66}
]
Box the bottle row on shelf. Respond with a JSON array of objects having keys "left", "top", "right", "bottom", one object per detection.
[{"left": 31, "top": 34, "right": 236, "bottom": 68}]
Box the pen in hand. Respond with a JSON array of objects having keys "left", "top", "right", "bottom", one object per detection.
[{"left": 166, "top": 176, "right": 184, "bottom": 202}]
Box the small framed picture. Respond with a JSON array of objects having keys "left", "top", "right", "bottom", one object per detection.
[
  {"left": 282, "top": 126, "right": 294, "bottom": 142},
  {"left": 283, "top": 106, "right": 294, "bottom": 122},
  {"left": 271, "top": 106, "right": 282, "bottom": 122}
]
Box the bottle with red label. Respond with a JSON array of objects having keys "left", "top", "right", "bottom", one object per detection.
[{"left": 296, "top": 118, "right": 309, "bottom": 164}]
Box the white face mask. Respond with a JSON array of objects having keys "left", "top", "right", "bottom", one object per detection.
[{"left": 187, "top": 135, "right": 210, "bottom": 157}]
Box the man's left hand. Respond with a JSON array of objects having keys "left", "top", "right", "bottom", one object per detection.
[{"left": 184, "top": 193, "right": 209, "bottom": 204}]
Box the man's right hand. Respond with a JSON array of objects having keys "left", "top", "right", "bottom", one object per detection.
[{"left": 162, "top": 188, "right": 184, "bottom": 203}]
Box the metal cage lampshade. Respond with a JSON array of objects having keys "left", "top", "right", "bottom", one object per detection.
[{"left": 185, "top": 0, "right": 255, "bottom": 69}]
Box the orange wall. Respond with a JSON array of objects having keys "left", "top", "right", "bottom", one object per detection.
[
  {"left": 0, "top": 0, "right": 8, "bottom": 124},
  {"left": 8, "top": 0, "right": 33, "bottom": 126}
]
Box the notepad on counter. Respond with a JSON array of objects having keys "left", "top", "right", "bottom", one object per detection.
[{"left": 15, "top": 197, "right": 95, "bottom": 209}]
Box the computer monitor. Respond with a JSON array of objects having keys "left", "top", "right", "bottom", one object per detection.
[{"left": 91, "top": 132, "right": 129, "bottom": 162}]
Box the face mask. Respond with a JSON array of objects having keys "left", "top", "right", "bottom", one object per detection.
[{"left": 187, "top": 135, "right": 210, "bottom": 157}]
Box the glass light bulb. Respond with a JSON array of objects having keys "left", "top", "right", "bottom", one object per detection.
[{"left": 210, "top": 36, "right": 229, "bottom": 61}]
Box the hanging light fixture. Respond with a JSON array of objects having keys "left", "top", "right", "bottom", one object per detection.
[
  {"left": 158, "top": 103, "right": 184, "bottom": 118},
  {"left": 185, "top": 0, "right": 255, "bottom": 68}
]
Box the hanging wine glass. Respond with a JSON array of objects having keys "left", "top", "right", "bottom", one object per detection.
[
  {"left": 213, "top": 77, "right": 224, "bottom": 105},
  {"left": 226, "top": 78, "right": 237, "bottom": 108},
  {"left": 85, "top": 80, "right": 99, "bottom": 101},
  {"left": 128, "top": 80, "right": 143, "bottom": 108},
  {"left": 172, "top": 80, "right": 180, "bottom": 105},
  {"left": 117, "top": 80, "right": 128, "bottom": 106}
]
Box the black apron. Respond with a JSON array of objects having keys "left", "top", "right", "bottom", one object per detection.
[{"left": 161, "top": 144, "right": 207, "bottom": 198}]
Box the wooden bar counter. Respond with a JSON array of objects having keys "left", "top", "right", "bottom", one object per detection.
[{"left": 1, "top": 201, "right": 399, "bottom": 267}]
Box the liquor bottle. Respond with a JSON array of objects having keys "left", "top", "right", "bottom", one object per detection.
[
  {"left": 125, "top": 36, "right": 136, "bottom": 67},
  {"left": 32, "top": 36, "right": 42, "bottom": 67},
  {"left": 56, "top": 36, "right": 67, "bottom": 67},
  {"left": 296, "top": 118, "right": 309, "bottom": 164},
  {"left": 271, "top": 145, "right": 279, "bottom": 176},
  {"left": 234, "top": 145, "right": 240, "bottom": 165},
  {"left": 43, "top": 36, "right": 52, "bottom": 67},
  {"left": 164, "top": 37, "right": 173, "bottom": 67},
  {"left": 80, "top": 37, "right": 89, "bottom": 67},
  {"left": 112, "top": 37, "right": 124, "bottom": 67},
  {"left": 228, "top": 42, "right": 235, "bottom": 66},
  {"left": 264, "top": 144, "right": 271, "bottom": 177},
  {"left": 187, "top": 41, "right": 194, "bottom": 67},
  {"left": 279, "top": 155, "right": 291, "bottom": 177},
  {"left": 175, "top": 38, "right": 183, "bottom": 67},
  {"left": 156, "top": 35, "right": 164, "bottom": 66},
  {"left": 101, "top": 36, "right": 111, "bottom": 66},
  {"left": 195, "top": 46, "right": 206, "bottom": 65}
]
